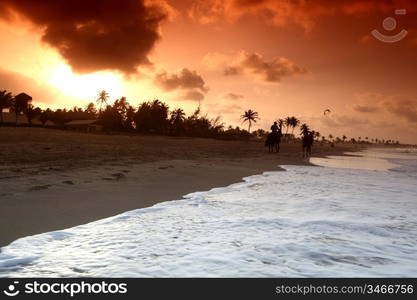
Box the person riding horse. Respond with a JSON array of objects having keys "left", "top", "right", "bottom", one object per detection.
[
  {"left": 271, "top": 121, "right": 279, "bottom": 134},
  {"left": 265, "top": 122, "right": 282, "bottom": 152},
  {"left": 302, "top": 130, "right": 314, "bottom": 158}
]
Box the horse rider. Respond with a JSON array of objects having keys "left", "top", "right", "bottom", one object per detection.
[{"left": 271, "top": 121, "right": 279, "bottom": 133}]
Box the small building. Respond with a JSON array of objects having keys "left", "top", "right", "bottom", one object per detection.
[
  {"left": 1, "top": 112, "right": 55, "bottom": 126},
  {"left": 64, "top": 120, "right": 102, "bottom": 132},
  {"left": 1, "top": 111, "right": 30, "bottom": 124},
  {"left": 2, "top": 109, "right": 56, "bottom": 127}
]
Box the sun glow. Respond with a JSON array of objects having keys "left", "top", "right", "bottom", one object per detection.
[{"left": 48, "top": 64, "right": 123, "bottom": 103}]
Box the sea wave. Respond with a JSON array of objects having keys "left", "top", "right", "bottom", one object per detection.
[{"left": 1, "top": 150, "right": 416, "bottom": 277}]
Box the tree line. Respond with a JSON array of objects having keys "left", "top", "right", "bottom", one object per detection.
[
  {"left": 0, "top": 89, "right": 400, "bottom": 144},
  {"left": 0, "top": 89, "right": 253, "bottom": 140}
]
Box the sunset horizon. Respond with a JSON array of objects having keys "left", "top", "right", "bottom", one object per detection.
[
  {"left": 1, "top": 0, "right": 417, "bottom": 290},
  {"left": 0, "top": 0, "right": 416, "bottom": 143}
]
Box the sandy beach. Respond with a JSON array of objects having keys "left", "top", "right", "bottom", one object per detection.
[{"left": 0, "top": 127, "right": 363, "bottom": 247}]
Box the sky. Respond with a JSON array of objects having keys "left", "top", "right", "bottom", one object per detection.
[{"left": 0, "top": 0, "right": 417, "bottom": 143}]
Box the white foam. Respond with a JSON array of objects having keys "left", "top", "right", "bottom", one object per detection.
[
  {"left": 309, "top": 155, "right": 399, "bottom": 171},
  {"left": 1, "top": 149, "right": 416, "bottom": 277}
]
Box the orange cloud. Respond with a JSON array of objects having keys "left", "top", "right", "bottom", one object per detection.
[
  {"left": 182, "top": 90, "right": 205, "bottom": 102},
  {"left": 351, "top": 93, "right": 417, "bottom": 123},
  {"left": 205, "top": 51, "right": 306, "bottom": 83},
  {"left": 188, "top": 0, "right": 417, "bottom": 30},
  {"left": 154, "top": 68, "right": 209, "bottom": 102},
  {"left": 155, "top": 68, "right": 208, "bottom": 92},
  {"left": 352, "top": 104, "right": 380, "bottom": 113},
  {"left": 205, "top": 103, "right": 243, "bottom": 115},
  {"left": 224, "top": 93, "right": 244, "bottom": 101},
  {"left": 0, "top": 68, "right": 59, "bottom": 104},
  {"left": 321, "top": 114, "right": 370, "bottom": 128},
  {"left": 382, "top": 96, "right": 417, "bottom": 123},
  {"left": 226, "top": 51, "right": 307, "bottom": 82}
]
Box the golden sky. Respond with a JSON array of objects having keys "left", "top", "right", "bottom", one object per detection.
[{"left": 0, "top": 0, "right": 417, "bottom": 143}]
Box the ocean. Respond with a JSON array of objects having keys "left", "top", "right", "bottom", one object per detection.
[{"left": 1, "top": 147, "right": 416, "bottom": 277}]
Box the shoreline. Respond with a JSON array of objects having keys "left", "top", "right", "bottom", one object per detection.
[{"left": 0, "top": 128, "right": 366, "bottom": 248}]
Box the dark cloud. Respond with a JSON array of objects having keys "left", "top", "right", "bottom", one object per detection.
[
  {"left": 321, "top": 114, "right": 370, "bottom": 128},
  {"left": 224, "top": 93, "right": 244, "bottom": 100},
  {"left": 224, "top": 67, "right": 240, "bottom": 76},
  {"left": 224, "top": 51, "right": 307, "bottom": 83},
  {"left": 352, "top": 104, "right": 380, "bottom": 113},
  {"left": 189, "top": 0, "right": 417, "bottom": 29},
  {"left": 182, "top": 90, "right": 205, "bottom": 102},
  {"left": 383, "top": 97, "right": 417, "bottom": 123},
  {"left": 0, "top": 68, "right": 59, "bottom": 104},
  {"left": 352, "top": 94, "right": 417, "bottom": 123},
  {"left": 0, "top": 0, "right": 171, "bottom": 74},
  {"left": 155, "top": 68, "right": 208, "bottom": 92}
]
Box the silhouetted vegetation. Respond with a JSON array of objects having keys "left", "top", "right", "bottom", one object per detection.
[
  {"left": 0, "top": 88, "right": 402, "bottom": 145},
  {"left": 0, "top": 90, "right": 13, "bottom": 123},
  {"left": 241, "top": 109, "right": 259, "bottom": 133},
  {"left": 12, "top": 93, "right": 32, "bottom": 124}
]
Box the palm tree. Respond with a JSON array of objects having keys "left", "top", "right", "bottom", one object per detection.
[
  {"left": 171, "top": 108, "right": 186, "bottom": 124},
  {"left": 125, "top": 105, "right": 136, "bottom": 130},
  {"left": 25, "top": 104, "right": 41, "bottom": 124},
  {"left": 39, "top": 109, "right": 52, "bottom": 126},
  {"left": 277, "top": 118, "right": 284, "bottom": 130},
  {"left": 96, "top": 90, "right": 109, "bottom": 113},
  {"left": 0, "top": 90, "right": 13, "bottom": 123},
  {"left": 290, "top": 116, "right": 300, "bottom": 135},
  {"left": 284, "top": 116, "right": 291, "bottom": 135},
  {"left": 328, "top": 134, "right": 333, "bottom": 142},
  {"left": 113, "top": 96, "right": 129, "bottom": 119},
  {"left": 300, "top": 123, "right": 310, "bottom": 136},
  {"left": 11, "top": 93, "right": 32, "bottom": 124},
  {"left": 170, "top": 108, "right": 186, "bottom": 134},
  {"left": 85, "top": 102, "right": 97, "bottom": 117},
  {"left": 240, "top": 109, "right": 259, "bottom": 133},
  {"left": 342, "top": 135, "right": 347, "bottom": 142},
  {"left": 134, "top": 99, "right": 169, "bottom": 134}
]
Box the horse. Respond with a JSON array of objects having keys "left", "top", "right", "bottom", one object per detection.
[
  {"left": 265, "top": 132, "right": 281, "bottom": 153},
  {"left": 302, "top": 132, "right": 314, "bottom": 157}
]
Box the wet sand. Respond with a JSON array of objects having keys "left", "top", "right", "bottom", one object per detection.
[{"left": 0, "top": 127, "right": 364, "bottom": 247}]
